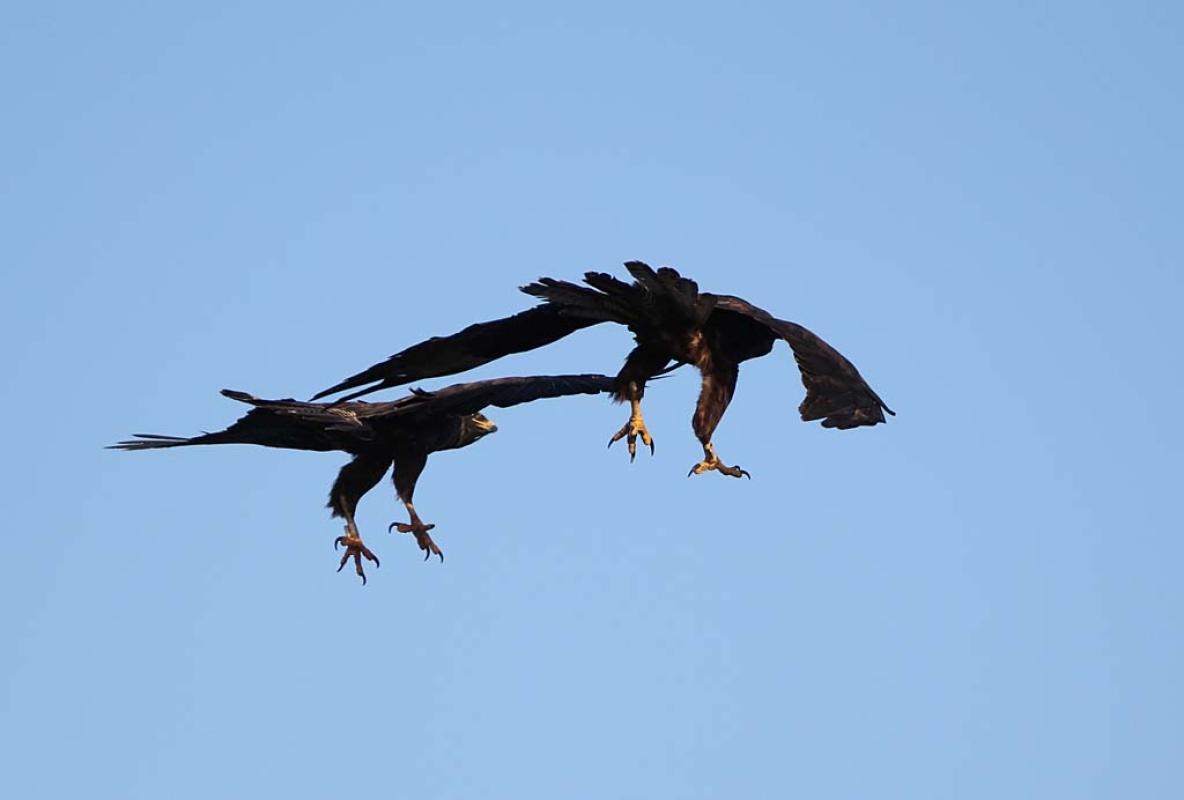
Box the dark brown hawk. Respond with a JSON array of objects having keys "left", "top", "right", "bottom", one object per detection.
[
  {"left": 113, "top": 374, "right": 616, "bottom": 582},
  {"left": 313, "top": 262, "right": 892, "bottom": 480}
]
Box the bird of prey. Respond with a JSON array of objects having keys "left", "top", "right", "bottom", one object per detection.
[
  {"left": 313, "top": 262, "right": 892, "bottom": 479},
  {"left": 112, "top": 374, "right": 616, "bottom": 583}
]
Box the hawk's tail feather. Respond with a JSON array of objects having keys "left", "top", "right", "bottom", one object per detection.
[{"left": 107, "top": 433, "right": 225, "bottom": 450}]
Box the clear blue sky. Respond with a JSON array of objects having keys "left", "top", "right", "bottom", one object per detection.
[{"left": 2, "top": 2, "right": 1181, "bottom": 797}]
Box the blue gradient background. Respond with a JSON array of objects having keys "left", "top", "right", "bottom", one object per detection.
[{"left": 2, "top": 3, "right": 1181, "bottom": 797}]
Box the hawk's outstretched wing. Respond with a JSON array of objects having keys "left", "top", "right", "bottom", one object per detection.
[
  {"left": 311, "top": 305, "right": 601, "bottom": 402},
  {"left": 712, "top": 295, "right": 894, "bottom": 429},
  {"left": 390, "top": 374, "right": 617, "bottom": 418}
]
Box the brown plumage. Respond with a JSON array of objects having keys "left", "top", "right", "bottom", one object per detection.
[
  {"left": 112, "top": 374, "right": 616, "bottom": 582},
  {"left": 313, "top": 262, "right": 892, "bottom": 479}
]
